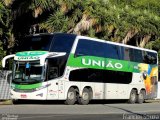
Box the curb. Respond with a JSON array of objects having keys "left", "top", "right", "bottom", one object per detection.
[
  {"left": 0, "top": 100, "right": 12, "bottom": 105},
  {"left": 145, "top": 99, "right": 160, "bottom": 103}
]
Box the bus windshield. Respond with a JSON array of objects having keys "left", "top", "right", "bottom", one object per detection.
[
  {"left": 18, "top": 35, "right": 53, "bottom": 51},
  {"left": 17, "top": 33, "right": 76, "bottom": 53},
  {"left": 12, "top": 61, "right": 45, "bottom": 84}
]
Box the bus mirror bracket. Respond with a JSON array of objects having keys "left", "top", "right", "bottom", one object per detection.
[
  {"left": 40, "top": 52, "right": 66, "bottom": 66},
  {"left": 47, "top": 52, "right": 66, "bottom": 58},
  {"left": 2, "top": 54, "right": 15, "bottom": 68},
  {"left": 74, "top": 53, "right": 84, "bottom": 58}
]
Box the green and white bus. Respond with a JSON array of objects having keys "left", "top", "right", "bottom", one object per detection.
[{"left": 2, "top": 33, "right": 158, "bottom": 105}]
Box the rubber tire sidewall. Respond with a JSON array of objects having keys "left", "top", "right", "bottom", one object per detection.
[
  {"left": 128, "top": 90, "right": 137, "bottom": 104},
  {"left": 65, "top": 87, "right": 77, "bottom": 105},
  {"left": 78, "top": 88, "right": 90, "bottom": 105},
  {"left": 137, "top": 90, "right": 145, "bottom": 104}
]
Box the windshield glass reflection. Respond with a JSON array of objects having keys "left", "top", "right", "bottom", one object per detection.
[{"left": 13, "top": 61, "right": 44, "bottom": 84}]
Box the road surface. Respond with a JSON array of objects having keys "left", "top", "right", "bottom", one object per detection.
[{"left": 0, "top": 100, "right": 160, "bottom": 120}]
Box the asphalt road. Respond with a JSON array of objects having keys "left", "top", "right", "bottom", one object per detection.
[{"left": 0, "top": 100, "right": 160, "bottom": 120}]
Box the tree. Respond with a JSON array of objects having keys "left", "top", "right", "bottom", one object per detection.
[
  {"left": 1, "top": 0, "right": 160, "bottom": 64},
  {"left": 0, "top": 1, "right": 12, "bottom": 68}
]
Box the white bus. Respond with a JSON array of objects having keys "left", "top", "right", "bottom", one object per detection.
[{"left": 2, "top": 33, "right": 158, "bottom": 105}]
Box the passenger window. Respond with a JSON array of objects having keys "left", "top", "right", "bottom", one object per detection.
[
  {"left": 143, "top": 51, "right": 157, "bottom": 64},
  {"left": 104, "top": 43, "right": 121, "bottom": 59},
  {"left": 75, "top": 39, "right": 91, "bottom": 56},
  {"left": 48, "top": 67, "right": 59, "bottom": 80},
  {"left": 47, "top": 56, "right": 67, "bottom": 81},
  {"left": 75, "top": 39, "right": 105, "bottom": 57},
  {"left": 121, "top": 47, "right": 134, "bottom": 61},
  {"left": 69, "top": 68, "right": 132, "bottom": 84},
  {"left": 134, "top": 49, "right": 143, "bottom": 63}
]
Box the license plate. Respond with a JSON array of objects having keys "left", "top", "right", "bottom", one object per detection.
[{"left": 21, "top": 94, "right": 27, "bottom": 98}]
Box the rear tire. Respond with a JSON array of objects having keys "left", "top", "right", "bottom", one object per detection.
[
  {"left": 128, "top": 89, "right": 137, "bottom": 104},
  {"left": 78, "top": 88, "right": 91, "bottom": 105},
  {"left": 65, "top": 87, "right": 77, "bottom": 105},
  {"left": 137, "top": 90, "right": 145, "bottom": 104}
]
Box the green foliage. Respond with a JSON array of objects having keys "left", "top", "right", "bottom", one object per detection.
[
  {"left": 0, "top": 1, "right": 10, "bottom": 69},
  {"left": 1, "top": 0, "right": 160, "bottom": 70},
  {"left": 0, "top": 41, "right": 6, "bottom": 69},
  {"left": 44, "top": 11, "right": 68, "bottom": 32}
]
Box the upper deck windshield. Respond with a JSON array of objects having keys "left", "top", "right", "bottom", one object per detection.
[
  {"left": 18, "top": 35, "right": 53, "bottom": 51},
  {"left": 17, "top": 33, "right": 76, "bottom": 53},
  {"left": 12, "top": 61, "right": 44, "bottom": 84}
]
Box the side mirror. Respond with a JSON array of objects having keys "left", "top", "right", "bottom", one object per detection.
[{"left": 2, "top": 54, "right": 15, "bottom": 68}]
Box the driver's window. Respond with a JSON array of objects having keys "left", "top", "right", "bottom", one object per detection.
[
  {"left": 48, "top": 67, "right": 59, "bottom": 80},
  {"left": 47, "top": 59, "right": 59, "bottom": 81}
]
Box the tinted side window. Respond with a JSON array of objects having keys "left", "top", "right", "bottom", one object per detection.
[
  {"left": 103, "top": 70, "right": 132, "bottom": 84},
  {"left": 18, "top": 35, "right": 53, "bottom": 51},
  {"left": 47, "top": 56, "right": 67, "bottom": 81},
  {"left": 120, "top": 47, "right": 134, "bottom": 61},
  {"left": 50, "top": 34, "right": 75, "bottom": 53},
  {"left": 143, "top": 51, "right": 157, "bottom": 64},
  {"left": 104, "top": 43, "right": 121, "bottom": 59},
  {"left": 120, "top": 46, "right": 157, "bottom": 64},
  {"left": 134, "top": 49, "right": 143, "bottom": 63},
  {"left": 47, "top": 58, "right": 59, "bottom": 80},
  {"left": 69, "top": 68, "right": 103, "bottom": 82},
  {"left": 69, "top": 68, "right": 132, "bottom": 84},
  {"left": 75, "top": 39, "right": 104, "bottom": 57}
]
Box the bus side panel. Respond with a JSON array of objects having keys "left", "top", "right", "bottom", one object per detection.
[
  {"left": 128, "top": 73, "right": 145, "bottom": 96},
  {"left": 117, "top": 84, "right": 130, "bottom": 99},
  {"left": 80, "top": 82, "right": 104, "bottom": 100},
  {"left": 137, "top": 64, "right": 158, "bottom": 99},
  {"left": 105, "top": 83, "right": 118, "bottom": 99},
  {"left": 46, "top": 79, "right": 59, "bottom": 100}
]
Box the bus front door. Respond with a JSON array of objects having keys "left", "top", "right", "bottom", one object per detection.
[
  {"left": 47, "top": 80, "right": 59, "bottom": 100},
  {"left": 46, "top": 67, "right": 59, "bottom": 100}
]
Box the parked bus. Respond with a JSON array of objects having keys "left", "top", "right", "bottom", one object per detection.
[{"left": 2, "top": 33, "right": 158, "bottom": 105}]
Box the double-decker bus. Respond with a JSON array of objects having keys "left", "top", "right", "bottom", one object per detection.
[{"left": 2, "top": 33, "right": 158, "bottom": 105}]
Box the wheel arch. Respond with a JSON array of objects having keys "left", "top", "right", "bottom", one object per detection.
[
  {"left": 65, "top": 86, "right": 79, "bottom": 99},
  {"left": 128, "top": 88, "right": 138, "bottom": 99},
  {"left": 131, "top": 88, "right": 138, "bottom": 94}
]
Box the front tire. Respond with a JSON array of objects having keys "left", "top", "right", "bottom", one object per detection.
[
  {"left": 128, "top": 89, "right": 137, "bottom": 104},
  {"left": 65, "top": 87, "right": 77, "bottom": 105},
  {"left": 12, "top": 99, "right": 20, "bottom": 104},
  {"left": 78, "top": 88, "right": 91, "bottom": 105}
]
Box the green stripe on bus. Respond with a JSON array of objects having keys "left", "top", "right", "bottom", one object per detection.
[
  {"left": 67, "top": 54, "right": 140, "bottom": 73},
  {"left": 12, "top": 83, "right": 42, "bottom": 90}
]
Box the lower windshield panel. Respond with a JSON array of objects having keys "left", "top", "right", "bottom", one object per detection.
[{"left": 12, "top": 61, "right": 44, "bottom": 84}]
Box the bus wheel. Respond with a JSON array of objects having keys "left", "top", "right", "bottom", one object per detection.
[
  {"left": 12, "top": 99, "right": 19, "bottom": 104},
  {"left": 137, "top": 90, "right": 145, "bottom": 104},
  {"left": 65, "top": 87, "right": 77, "bottom": 105},
  {"left": 128, "top": 89, "right": 137, "bottom": 104},
  {"left": 78, "top": 88, "right": 90, "bottom": 105}
]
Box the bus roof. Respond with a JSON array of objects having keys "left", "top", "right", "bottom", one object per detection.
[
  {"left": 25, "top": 32, "right": 76, "bottom": 37},
  {"left": 25, "top": 32, "right": 157, "bottom": 53},
  {"left": 76, "top": 35, "right": 157, "bottom": 53}
]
